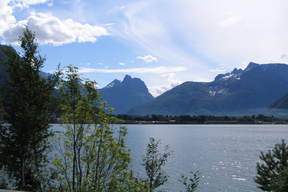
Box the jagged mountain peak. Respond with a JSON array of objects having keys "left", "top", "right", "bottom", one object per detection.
[
  {"left": 215, "top": 68, "right": 242, "bottom": 81},
  {"left": 231, "top": 68, "right": 243, "bottom": 74},
  {"left": 123, "top": 74, "right": 132, "bottom": 82},
  {"left": 100, "top": 74, "right": 154, "bottom": 114},
  {"left": 122, "top": 74, "right": 145, "bottom": 86},
  {"left": 103, "top": 74, "right": 146, "bottom": 89},
  {"left": 214, "top": 62, "right": 288, "bottom": 82}
]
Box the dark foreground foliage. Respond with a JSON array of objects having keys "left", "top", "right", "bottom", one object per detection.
[
  {"left": 0, "top": 28, "right": 59, "bottom": 191},
  {"left": 255, "top": 140, "right": 288, "bottom": 192}
]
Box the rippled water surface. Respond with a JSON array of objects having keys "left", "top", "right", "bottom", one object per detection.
[
  {"left": 52, "top": 124, "right": 288, "bottom": 191},
  {"left": 119, "top": 124, "right": 288, "bottom": 192}
]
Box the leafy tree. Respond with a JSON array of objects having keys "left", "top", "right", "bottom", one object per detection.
[
  {"left": 0, "top": 28, "right": 59, "bottom": 191},
  {"left": 180, "top": 171, "right": 200, "bottom": 192},
  {"left": 50, "top": 65, "right": 141, "bottom": 192},
  {"left": 255, "top": 140, "right": 288, "bottom": 192},
  {"left": 142, "top": 137, "right": 171, "bottom": 192},
  {"left": 142, "top": 137, "right": 200, "bottom": 192}
]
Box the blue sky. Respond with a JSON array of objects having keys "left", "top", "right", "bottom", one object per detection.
[{"left": 1, "top": 0, "right": 288, "bottom": 96}]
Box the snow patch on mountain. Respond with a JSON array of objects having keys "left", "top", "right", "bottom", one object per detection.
[{"left": 208, "top": 88, "right": 228, "bottom": 96}]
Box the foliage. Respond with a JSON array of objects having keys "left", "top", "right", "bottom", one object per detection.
[
  {"left": 50, "top": 65, "right": 140, "bottom": 192},
  {"left": 142, "top": 137, "right": 171, "bottom": 192},
  {"left": 180, "top": 171, "right": 200, "bottom": 192},
  {"left": 255, "top": 140, "right": 288, "bottom": 192},
  {"left": 273, "top": 166, "right": 288, "bottom": 192},
  {"left": 0, "top": 28, "right": 59, "bottom": 191}
]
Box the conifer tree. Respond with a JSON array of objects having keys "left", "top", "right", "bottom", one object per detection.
[
  {"left": 0, "top": 28, "right": 59, "bottom": 190},
  {"left": 255, "top": 140, "right": 288, "bottom": 192}
]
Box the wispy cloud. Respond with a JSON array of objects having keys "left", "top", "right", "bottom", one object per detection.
[
  {"left": 78, "top": 66, "right": 186, "bottom": 74},
  {"left": 117, "top": 0, "right": 288, "bottom": 75},
  {"left": 281, "top": 54, "right": 288, "bottom": 60},
  {"left": 219, "top": 15, "right": 242, "bottom": 27},
  {"left": 13, "top": 0, "right": 51, "bottom": 8}
]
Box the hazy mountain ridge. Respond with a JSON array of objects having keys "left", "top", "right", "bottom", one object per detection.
[{"left": 128, "top": 62, "right": 288, "bottom": 115}]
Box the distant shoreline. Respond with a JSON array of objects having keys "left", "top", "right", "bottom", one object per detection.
[
  {"left": 113, "top": 114, "right": 288, "bottom": 125},
  {"left": 118, "top": 121, "right": 288, "bottom": 125},
  {"left": 52, "top": 114, "right": 288, "bottom": 125}
]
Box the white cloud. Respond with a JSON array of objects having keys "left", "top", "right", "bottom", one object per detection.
[
  {"left": 2, "top": 12, "right": 108, "bottom": 45},
  {"left": 0, "top": 0, "right": 108, "bottom": 45},
  {"left": 0, "top": 0, "right": 16, "bottom": 35},
  {"left": 0, "top": 0, "right": 54, "bottom": 37},
  {"left": 137, "top": 55, "right": 158, "bottom": 63},
  {"left": 149, "top": 72, "right": 183, "bottom": 96},
  {"left": 119, "top": 62, "right": 126, "bottom": 66},
  {"left": 161, "top": 73, "right": 182, "bottom": 87},
  {"left": 78, "top": 66, "right": 186, "bottom": 74}
]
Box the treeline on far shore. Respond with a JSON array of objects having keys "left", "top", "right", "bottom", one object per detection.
[{"left": 114, "top": 114, "right": 288, "bottom": 124}]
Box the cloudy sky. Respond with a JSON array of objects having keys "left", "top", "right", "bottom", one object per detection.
[{"left": 1, "top": 0, "right": 288, "bottom": 96}]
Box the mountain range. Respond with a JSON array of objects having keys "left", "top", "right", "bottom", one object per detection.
[
  {"left": 128, "top": 62, "right": 288, "bottom": 116},
  {"left": 2, "top": 44, "right": 288, "bottom": 116}
]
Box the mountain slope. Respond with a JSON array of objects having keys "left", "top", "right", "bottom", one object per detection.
[
  {"left": 99, "top": 75, "right": 154, "bottom": 114},
  {"left": 129, "top": 62, "right": 288, "bottom": 115},
  {"left": 268, "top": 92, "right": 288, "bottom": 117},
  {"left": 271, "top": 94, "right": 288, "bottom": 109},
  {"left": 0, "top": 45, "right": 52, "bottom": 84}
]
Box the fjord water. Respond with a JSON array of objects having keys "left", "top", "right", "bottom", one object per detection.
[
  {"left": 120, "top": 124, "right": 288, "bottom": 192},
  {"left": 51, "top": 124, "right": 288, "bottom": 191}
]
